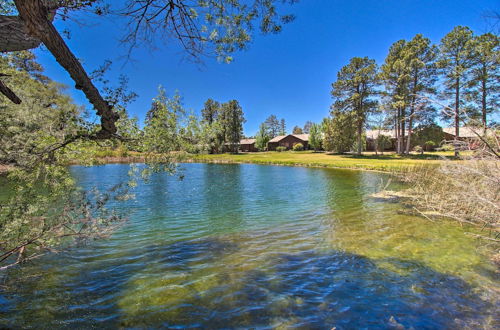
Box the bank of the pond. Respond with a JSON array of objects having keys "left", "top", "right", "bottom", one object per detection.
[
  {"left": 78, "top": 150, "right": 452, "bottom": 172},
  {"left": 187, "top": 151, "right": 448, "bottom": 172}
]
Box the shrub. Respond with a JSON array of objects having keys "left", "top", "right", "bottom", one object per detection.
[
  {"left": 413, "top": 124, "right": 445, "bottom": 149},
  {"left": 95, "top": 148, "right": 116, "bottom": 158},
  {"left": 424, "top": 140, "right": 436, "bottom": 151},
  {"left": 276, "top": 146, "right": 287, "bottom": 152},
  {"left": 292, "top": 143, "right": 304, "bottom": 151},
  {"left": 413, "top": 145, "right": 423, "bottom": 154},
  {"left": 436, "top": 143, "right": 454, "bottom": 152},
  {"left": 376, "top": 134, "right": 391, "bottom": 154}
]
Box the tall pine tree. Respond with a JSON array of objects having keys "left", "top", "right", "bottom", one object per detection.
[
  {"left": 438, "top": 26, "right": 474, "bottom": 156},
  {"left": 466, "top": 33, "right": 499, "bottom": 131},
  {"left": 331, "top": 57, "right": 378, "bottom": 155}
]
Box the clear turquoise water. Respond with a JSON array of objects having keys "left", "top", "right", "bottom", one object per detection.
[{"left": 0, "top": 163, "right": 498, "bottom": 328}]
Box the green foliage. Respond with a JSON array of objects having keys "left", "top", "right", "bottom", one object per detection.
[
  {"left": 114, "top": 0, "right": 297, "bottom": 63},
  {"left": 331, "top": 57, "right": 378, "bottom": 155},
  {"left": 0, "top": 52, "right": 85, "bottom": 168},
  {"left": 143, "top": 87, "right": 187, "bottom": 153},
  {"left": 465, "top": 33, "right": 500, "bottom": 127},
  {"left": 322, "top": 113, "right": 356, "bottom": 153},
  {"left": 264, "top": 115, "right": 280, "bottom": 138},
  {"left": 352, "top": 134, "right": 366, "bottom": 153},
  {"left": 438, "top": 26, "right": 475, "bottom": 128},
  {"left": 292, "top": 126, "right": 303, "bottom": 134},
  {"left": 201, "top": 99, "right": 220, "bottom": 124},
  {"left": 276, "top": 146, "right": 287, "bottom": 152},
  {"left": 376, "top": 134, "right": 391, "bottom": 153},
  {"left": 380, "top": 34, "right": 438, "bottom": 154},
  {"left": 303, "top": 121, "right": 313, "bottom": 134},
  {"left": 199, "top": 98, "right": 246, "bottom": 154},
  {"left": 255, "top": 123, "right": 270, "bottom": 151},
  {"left": 220, "top": 100, "right": 245, "bottom": 153},
  {"left": 0, "top": 164, "right": 127, "bottom": 267},
  {"left": 292, "top": 143, "right": 304, "bottom": 151},
  {"left": 424, "top": 140, "right": 437, "bottom": 151},
  {"left": 438, "top": 26, "right": 475, "bottom": 85},
  {"left": 413, "top": 124, "right": 444, "bottom": 149},
  {"left": 0, "top": 52, "right": 130, "bottom": 268},
  {"left": 279, "top": 118, "right": 286, "bottom": 136},
  {"left": 435, "top": 143, "right": 455, "bottom": 152},
  {"left": 308, "top": 123, "right": 322, "bottom": 151}
]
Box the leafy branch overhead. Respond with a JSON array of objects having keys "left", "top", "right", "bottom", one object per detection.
[{"left": 0, "top": 0, "right": 297, "bottom": 138}]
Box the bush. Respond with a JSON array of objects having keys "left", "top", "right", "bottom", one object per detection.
[
  {"left": 424, "top": 140, "right": 436, "bottom": 151},
  {"left": 436, "top": 143, "right": 454, "bottom": 152},
  {"left": 292, "top": 143, "right": 304, "bottom": 151},
  {"left": 413, "top": 145, "right": 423, "bottom": 154},
  {"left": 276, "top": 146, "right": 287, "bottom": 152}
]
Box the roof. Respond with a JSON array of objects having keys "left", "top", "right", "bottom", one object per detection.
[
  {"left": 365, "top": 129, "right": 397, "bottom": 139},
  {"left": 293, "top": 134, "right": 309, "bottom": 141},
  {"left": 268, "top": 135, "right": 287, "bottom": 142},
  {"left": 366, "top": 127, "right": 496, "bottom": 139},
  {"left": 442, "top": 127, "right": 493, "bottom": 138},
  {"left": 268, "top": 134, "right": 309, "bottom": 143},
  {"left": 240, "top": 138, "right": 256, "bottom": 144}
]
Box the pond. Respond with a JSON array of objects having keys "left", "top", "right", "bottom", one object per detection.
[{"left": 0, "top": 163, "right": 498, "bottom": 328}]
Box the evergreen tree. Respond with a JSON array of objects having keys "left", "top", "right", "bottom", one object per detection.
[
  {"left": 322, "top": 112, "right": 356, "bottom": 153},
  {"left": 0, "top": 51, "right": 124, "bottom": 267},
  {"left": 201, "top": 98, "right": 222, "bottom": 153},
  {"left": 221, "top": 100, "right": 245, "bottom": 153},
  {"left": 380, "top": 39, "right": 411, "bottom": 154},
  {"left": 303, "top": 121, "right": 313, "bottom": 134},
  {"left": 201, "top": 98, "right": 220, "bottom": 124},
  {"left": 279, "top": 118, "right": 286, "bottom": 135},
  {"left": 264, "top": 114, "right": 281, "bottom": 138},
  {"left": 292, "top": 126, "right": 303, "bottom": 134},
  {"left": 255, "top": 123, "right": 270, "bottom": 151},
  {"left": 404, "top": 34, "right": 438, "bottom": 153},
  {"left": 331, "top": 57, "right": 378, "bottom": 155},
  {"left": 438, "top": 26, "right": 475, "bottom": 156},
  {"left": 466, "top": 33, "right": 499, "bottom": 130}
]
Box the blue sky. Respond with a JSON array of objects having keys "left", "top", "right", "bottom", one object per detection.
[{"left": 35, "top": 0, "right": 498, "bottom": 136}]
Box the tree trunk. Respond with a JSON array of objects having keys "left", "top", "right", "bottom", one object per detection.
[
  {"left": 0, "top": 15, "right": 43, "bottom": 52},
  {"left": 406, "top": 105, "right": 414, "bottom": 154},
  {"left": 357, "top": 122, "right": 362, "bottom": 155},
  {"left": 405, "top": 75, "right": 418, "bottom": 154},
  {"left": 0, "top": 78, "right": 22, "bottom": 104},
  {"left": 481, "top": 65, "right": 487, "bottom": 134},
  {"left": 396, "top": 107, "right": 401, "bottom": 154},
  {"left": 454, "top": 77, "right": 460, "bottom": 157},
  {"left": 11, "top": 0, "right": 118, "bottom": 138},
  {"left": 401, "top": 106, "right": 406, "bottom": 155}
]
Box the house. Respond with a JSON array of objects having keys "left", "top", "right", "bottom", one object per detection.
[
  {"left": 267, "top": 134, "right": 309, "bottom": 150},
  {"left": 442, "top": 127, "right": 498, "bottom": 149},
  {"left": 239, "top": 138, "right": 257, "bottom": 152},
  {"left": 365, "top": 129, "right": 399, "bottom": 151},
  {"left": 442, "top": 127, "right": 486, "bottom": 140}
]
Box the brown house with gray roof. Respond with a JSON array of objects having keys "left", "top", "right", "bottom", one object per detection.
[
  {"left": 239, "top": 138, "right": 257, "bottom": 152},
  {"left": 267, "top": 134, "right": 309, "bottom": 151}
]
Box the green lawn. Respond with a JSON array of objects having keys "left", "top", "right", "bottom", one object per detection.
[{"left": 188, "top": 150, "right": 459, "bottom": 172}]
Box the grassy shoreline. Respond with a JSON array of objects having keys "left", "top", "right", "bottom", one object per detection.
[
  {"left": 1, "top": 151, "right": 457, "bottom": 175},
  {"left": 186, "top": 151, "right": 452, "bottom": 172}
]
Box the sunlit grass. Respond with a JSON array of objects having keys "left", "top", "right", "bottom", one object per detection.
[{"left": 187, "top": 150, "right": 463, "bottom": 172}]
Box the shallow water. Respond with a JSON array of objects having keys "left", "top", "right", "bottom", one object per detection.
[{"left": 0, "top": 163, "right": 498, "bottom": 328}]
